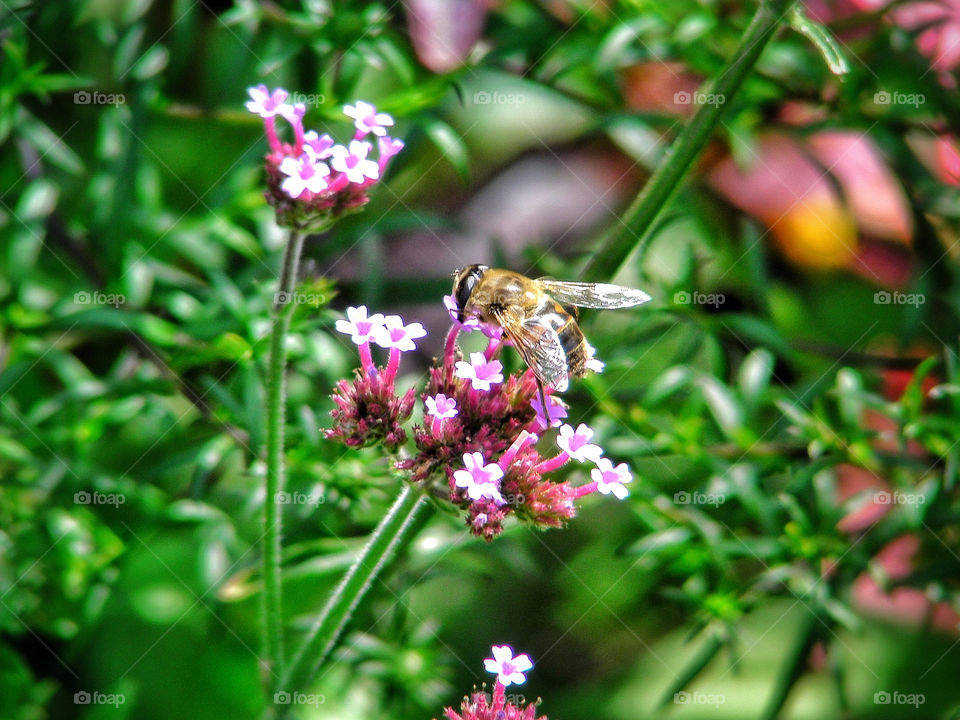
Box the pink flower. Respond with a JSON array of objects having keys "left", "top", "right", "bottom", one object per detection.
[
  {"left": 378, "top": 136, "right": 405, "bottom": 161},
  {"left": 444, "top": 294, "right": 482, "bottom": 332},
  {"left": 245, "top": 85, "right": 291, "bottom": 118},
  {"left": 590, "top": 458, "right": 632, "bottom": 499},
  {"left": 304, "top": 130, "right": 335, "bottom": 159},
  {"left": 330, "top": 140, "right": 380, "bottom": 184},
  {"left": 455, "top": 352, "right": 504, "bottom": 391},
  {"left": 454, "top": 452, "right": 505, "bottom": 504},
  {"left": 556, "top": 423, "right": 603, "bottom": 463},
  {"left": 278, "top": 154, "right": 331, "bottom": 198},
  {"left": 890, "top": 0, "right": 960, "bottom": 72},
  {"left": 531, "top": 393, "right": 567, "bottom": 430},
  {"left": 584, "top": 341, "right": 605, "bottom": 373},
  {"left": 280, "top": 101, "right": 306, "bottom": 126},
  {"left": 374, "top": 315, "right": 427, "bottom": 352},
  {"left": 335, "top": 306, "right": 386, "bottom": 345},
  {"left": 483, "top": 645, "right": 533, "bottom": 687},
  {"left": 377, "top": 136, "right": 405, "bottom": 174},
  {"left": 425, "top": 393, "right": 458, "bottom": 419},
  {"left": 344, "top": 101, "right": 395, "bottom": 137},
  {"left": 326, "top": 368, "right": 416, "bottom": 450}
]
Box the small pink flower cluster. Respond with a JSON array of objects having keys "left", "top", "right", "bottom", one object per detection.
[
  {"left": 246, "top": 87, "right": 404, "bottom": 230},
  {"left": 326, "top": 297, "right": 636, "bottom": 540},
  {"left": 325, "top": 306, "right": 425, "bottom": 450},
  {"left": 439, "top": 645, "right": 546, "bottom": 720},
  {"left": 403, "top": 296, "right": 633, "bottom": 539}
]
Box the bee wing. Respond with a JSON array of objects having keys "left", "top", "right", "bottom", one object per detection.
[
  {"left": 536, "top": 279, "right": 651, "bottom": 309},
  {"left": 493, "top": 308, "right": 569, "bottom": 391}
]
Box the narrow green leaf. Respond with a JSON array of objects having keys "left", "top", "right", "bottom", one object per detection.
[
  {"left": 739, "top": 348, "right": 775, "bottom": 407},
  {"left": 788, "top": 7, "right": 850, "bottom": 76},
  {"left": 698, "top": 376, "right": 745, "bottom": 440},
  {"left": 424, "top": 119, "right": 470, "bottom": 183}
]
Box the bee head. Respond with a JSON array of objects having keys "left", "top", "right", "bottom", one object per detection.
[{"left": 451, "top": 264, "right": 488, "bottom": 323}]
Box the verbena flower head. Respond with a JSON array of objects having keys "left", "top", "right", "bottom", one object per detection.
[
  {"left": 438, "top": 645, "right": 546, "bottom": 720},
  {"left": 328, "top": 298, "right": 637, "bottom": 540},
  {"left": 326, "top": 305, "right": 417, "bottom": 450},
  {"left": 247, "top": 86, "right": 403, "bottom": 231}
]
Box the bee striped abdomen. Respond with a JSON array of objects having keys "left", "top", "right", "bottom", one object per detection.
[{"left": 544, "top": 300, "right": 588, "bottom": 378}]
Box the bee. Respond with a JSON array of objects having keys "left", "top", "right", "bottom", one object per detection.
[{"left": 451, "top": 265, "right": 651, "bottom": 393}]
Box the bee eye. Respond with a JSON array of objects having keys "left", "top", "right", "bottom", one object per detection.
[
  {"left": 454, "top": 265, "right": 484, "bottom": 322},
  {"left": 455, "top": 275, "right": 477, "bottom": 318}
]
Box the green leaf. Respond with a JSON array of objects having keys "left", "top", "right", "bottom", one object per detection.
[
  {"left": 834, "top": 368, "right": 864, "bottom": 427},
  {"left": 133, "top": 46, "right": 170, "bottom": 81},
  {"left": 698, "top": 376, "right": 745, "bottom": 441},
  {"left": 644, "top": 365, "right": 695, "bottom": 405},
  {"left": 788, "top": 6, "right": 850, "bottom": 76},
  {"left": 423, "top": 119, "right": 470, "bottom": 183},
  {"left": 739, "top": 348, "right": 774, "bottom": 407}
]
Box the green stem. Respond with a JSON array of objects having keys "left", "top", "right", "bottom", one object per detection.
[
  {"left": 263, "top": 230, "right": 306, "bottom": 678},
  {"left": 279, "top": 484, "right": 430, "bottom": 695},
  {"left": 582, "top": 0, "right": 797, "bottom": 282}
]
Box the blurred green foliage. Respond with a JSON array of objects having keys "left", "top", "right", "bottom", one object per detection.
[{"left": 2, "top": 0, "right": 960, "bottom": 719}]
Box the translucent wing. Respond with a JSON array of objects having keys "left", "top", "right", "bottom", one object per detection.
[
  {"left": 492, "top": 308, "right": 569, "bottom": 391},
  {"left": 536, "top": 279, "right": 651, "bottom": 309}
]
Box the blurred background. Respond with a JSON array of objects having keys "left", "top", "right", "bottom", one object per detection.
[{"left": 2, "top": 0, "right": 960, "bottom": 718}]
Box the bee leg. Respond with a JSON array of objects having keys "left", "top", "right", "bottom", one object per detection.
[{"left": 537, "top": 379, "right": 550, "bottom": 428}]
